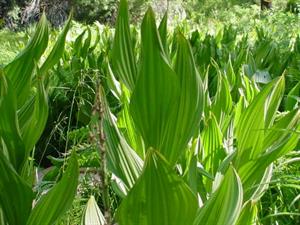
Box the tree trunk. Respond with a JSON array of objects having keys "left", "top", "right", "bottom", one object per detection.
[{"left": 261, "top": 0, "right": 272, "bottom": 10}]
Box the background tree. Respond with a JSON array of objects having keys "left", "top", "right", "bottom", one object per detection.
[{"left": 261, "top": 0, "right": 272, "bottom": 9}]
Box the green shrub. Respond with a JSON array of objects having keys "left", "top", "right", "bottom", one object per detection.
[
  {"left": 0, "top": 0, "right": 14, "bottom": 27},
  {"left": 287, "top": 0, "right": 300, "bottom": 13},
  {"left": 74, "top": 0, "right": 118, "bottom": 24}
]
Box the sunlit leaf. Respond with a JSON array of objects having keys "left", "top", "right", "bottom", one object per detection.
[
  {"left": 4, "top": 13, "right": 49, "bottom": 107},
  {"left": 82, "top": 196, "right": 106, "bottom": 225},
  {"left": 193, "top": 166, "right": 243, "bottom": 225},
  {"left": 117, "top": 149, "right": 198, "bottom": 225},
  {"left": 111, "top": 0, "right": 137, "bottom": 90}
]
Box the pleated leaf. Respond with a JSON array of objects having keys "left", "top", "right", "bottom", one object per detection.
[
  {"left": 118, "top": 87, "right": 145, "bottom": 159},
  {"left": 284, "top": 81, "right": 300, "bottom": 110},
  {"left": 0, "top": 153, "right": 33, "bottom": 225},
  {"left": 263, "top": 109, "right": 300, "bottom": 153},
  {"left": 100, "top": 87, "right": 143, "bottom": 191},
  {"left": 22, "top": 78, "right": 48, "bottom": 156},
  {"left": 238, "top": 110, "right": 300, "bottom": 200},
  {"left": 167, "top": 33, "right": 204, "bottom": 164},
  {"left": 111, "top": 0, "right": 137, "bottom": 90},
  {"left": 0, "top": 70, "right": 25, "bottom": 171},
  {"left": 201, "top": 114, "right": 225, "bottom": 180},
  {"left": 236, "top": 201, "right": 258, "bottom": 225},
  {"left": 82, "top": 196, "right": 106, "bottom": 225},
  {"left": 264, "top": 76, "right": 285, "bottom": 128},
  {"left": 211, "top": 73, "right": 233, "bottom": 123},
  {"left": 4, "top": 13, "right": 49, "bottom": 107},
  {"left": 27, "top": 152, "right": 79, "bottom": 225},
  {"left": 234, "top": 77, "right": 284, "bottom": 168},
  {"left": 193, "top": 166, "right": 243, "bottom": 225},
  {"left": 130, "top": 8, "right": 180, "bottom": 164},
  {"left": 158, "top": 12, "right": 168, "bottom": 56},
  {"left": 40, "top": 13, "right": 72, "bottom": 75},
  {"left": 116, "top": 150, "right": 198, "bottom": 225}
]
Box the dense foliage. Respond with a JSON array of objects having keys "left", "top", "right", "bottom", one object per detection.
[{"left": 0, "top": 0, "right": 300, "bottom": 225}]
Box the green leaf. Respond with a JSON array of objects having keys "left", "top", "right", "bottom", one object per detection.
[
  {"left": 0, "top": 70, "right": 25, "bottom": 171},
  {"left": 211, "top": 73, "right": 233, "bottom": 123},
  {"left": 22, "top": 77, "right": 48, "bottom": 157},
  {"left": 74, "top": 29, "right": 86, "bottom": 56},
  {"left": 263, "top": 109, "right": 300, "bottom": 153},
  {"left": 116, "top": 150, "right": 198, "bottom": 225},
  {"left": 158, "top": 12, "right": 168, "bottom": 57},
  {"left": 225, "top": 57, "right": 236, "bottom": 89},
  {"left": 26, "top": 152, "right": 79, "bottom": 225},
  {"left": 238, "top": 110, "right": 300, "bottom": 200},
  {"left": 82, "top": 196, "right": 106, "bottom": 225},
  {"left": 236, "top": 201, "right": 258, "bottom": 225},
  {"left": 130, "top": 8, "right": 180, "bottom": 164},
  {"left": 0, "top": 152, "right": 33, "bottom": 225},
  {"left": 193, "top": 166, "right": 243, "bottom": 225},
  {"left": 285, "top": 81, "right": 300, "bottom": 111},
  {"left": 117, "top": 86, "right": 145, "bottom": 159},
  {"left": 4, "top": 13, "right": 49, "bottom": 107},
  {"left": 111, "top": 0, "right": 137, "bottom": 90},
  {"left": 40, "top": 13, "right": 72, "bottom": 75},
  {"left": 81, "top": 27, "right": 92, "bottom": 59},
  {"left": 166, "top": 33, "right": 204, "bottom": 164},
  {"left": 100, "top": 87, "right": 143, "bottom": 191},
  {"left": 234, "top": 78, "right": 282, "bottom": 168},
  {"left": 264, "top": 76, "right": 285, "bottom": 128},
  {"left": 201, "top": 114, "right": 225, "bottom": 181}
]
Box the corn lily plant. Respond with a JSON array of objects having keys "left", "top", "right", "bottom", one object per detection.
[
  {"left": 98, "top": 0, "right": 300, "bottom": 224},
  {"left": 0, "top": 14, "right": 79, "bottom": 225}
]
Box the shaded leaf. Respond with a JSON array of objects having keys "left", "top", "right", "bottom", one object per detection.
[
  {"left": 27, "top": 152, "right": 79, "bottom": 225},
  {"left": 0, "top": 152, "right": 33, "bottom": 225}
]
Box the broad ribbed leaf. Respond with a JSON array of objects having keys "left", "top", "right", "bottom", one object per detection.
[
  {"left": 158, "top": 12, "right": 168, "bottom": 56},
  {"left": 0, "top": 152, "right": 33, "bottom": 225},
  {"left": 201, "top": 114, "right": 225, "bottom": 180},
  {"left": 165, "top": 33, "right": 204, "bottom": 164},
  {"left": 118, "top": 86, "right": 145, "bottom": 159},
  {"left": 0, "top": 70, "right": 25, "bottom": 171},
  {"left": 27, "top": 152, "right": 79, "bottom": 225},
  {"left": 238, "top": 110, "right": 300, "bottom": 200},
  {"left": 111, "top": 0, "right": 137, "bottom": 90},
  {"left": 74, "top": 30, "right": 86, "bottom": 56},
  {"left": 285, "top": 81, "right": 300, "bottom": 110},
  {"left": 4, "top": 13, "right": 49, "bottom": 107},
  {"left": 22, "top": 78, "right": 48, "bottom": 156},
  {"left": 211, "top": 74, "right": 233, "bottom": 123},
  {"left": 193, "top": 166, "right": 243, "bottom": 225},
  {"left": 40, "top": 13, "right": 72, "bottom": 75},
  {"left": 263, "top": 109, "right": 300, "bottom": 152},
  {"left": 225, "top": 57, "right": 236, "bottom": 89},
  {"left": 236, "top": 201, "right": 258, "bottom": 225},
  {"left": 81, "top": 27, "right": 92, "bottom": 59},
  {"left": 235, "top": 78, "right": 282, "bottom": 168},
  {"left": 100, "top": 87, "right": 143, "bottom": 191},
  {"left": 107, "top": 63, "right": 121, "bottom": 99},
  {"left": 264, "top": 76, "right": 285, "bottom": 128},
  {"left": 82, "top": 196, "right": 106, "bottom": 225},
  {"left": 116, "top": 150, "right": 198, "bottom": 225},
  {"left": 130, "top": 8, "right": 180, "bottom": 164},
  {"left": 249, "top": 164, "right": 273, "bottom": 201}
]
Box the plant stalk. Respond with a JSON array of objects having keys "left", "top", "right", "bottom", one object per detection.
[{"left": 90, "top": 84, "right": 111, "bottom": 225}]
